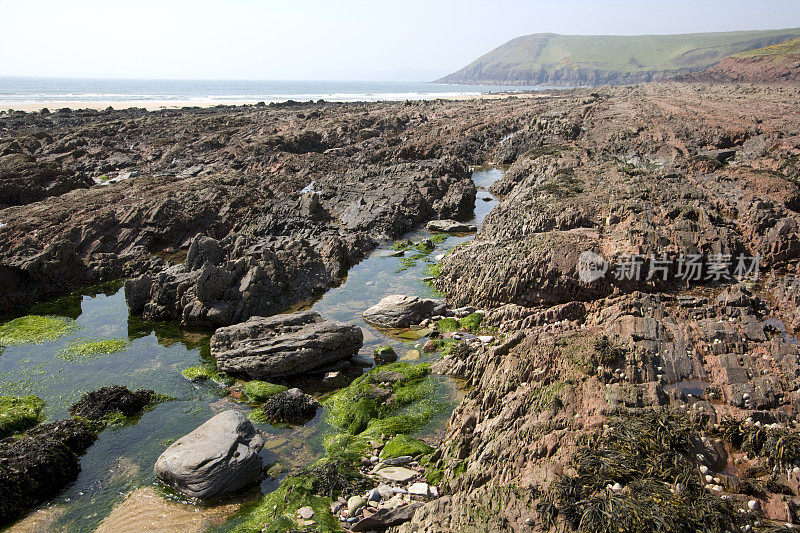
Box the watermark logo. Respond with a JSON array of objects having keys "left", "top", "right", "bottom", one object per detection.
[
  {"left": 577, "top": 250, "right": 608, "bottom": 283},
  {"left": 577, "top": 251, "right": 762, "bottom": 283}
]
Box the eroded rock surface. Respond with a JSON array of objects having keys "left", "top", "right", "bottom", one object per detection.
[{"left": 211, "top": 311, "right": 363, "bottom": 379}]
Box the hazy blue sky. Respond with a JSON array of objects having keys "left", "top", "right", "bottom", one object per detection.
[{"left": 1, "top": 0, "right": 798, "bottom": 80}]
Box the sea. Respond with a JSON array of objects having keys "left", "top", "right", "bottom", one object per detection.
[{"left": 0, "top": 77, "right": 543, "bottom": 108}]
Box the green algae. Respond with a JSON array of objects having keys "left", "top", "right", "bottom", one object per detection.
[
  {"left": 0, "top": 315, "right": 76, "bottom": 347},
  {"left": 223, "top": 472, "right": 341, "bottom": 533},
  {"left": 380, "top": 434, "right": 433, "bottom": 460},
  {"left": 58, "top": 338, "right": 131, "bottom": 362},
  {"left": 243, "top": 380, "right": 288, "bottom": 402},
  {"left": 437, "top": 317, "right": 461, "bottom": 333},
  {"left": 181, "top": 365, "right": 234, "bottom": 385},
  {"left": 0, "top": 395, "right": 44, "bottom": 438},
  {"left": 429, "top": 233, "right": 448, "bottom": 245},
  {"left": 459, "top": 312, "right": 483, "bottom": 331}
]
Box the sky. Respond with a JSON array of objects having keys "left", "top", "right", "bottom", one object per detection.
[{"left": 1, "top": 0, "right": 798, "bottom": 81}]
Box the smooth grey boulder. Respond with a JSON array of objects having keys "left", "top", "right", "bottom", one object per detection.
[
  {"left": 211, "top": 311, "right": 363, "bottom": 379},
  {"left": 426, "top": 219, "right": 477, "bottom": 233},
  {"left": 154, "top": 410, "right": 264, "bottom": 499},
  {"left": 362, "top": 294, "right": 445, "bottom": 328}
]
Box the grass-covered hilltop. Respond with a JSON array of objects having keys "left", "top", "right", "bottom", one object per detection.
[{"left": 437, "top": 28, "right": 800, "bottom": 85}]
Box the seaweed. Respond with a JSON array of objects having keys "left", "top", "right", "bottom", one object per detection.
[
  {"left": 58, "top": 338, "right": 130, "bottom": 362},
  {"left": 0, "top": 315, "right": 76, "bottom": 347},
  {"left": 243, "top": 380, "right": 288, "bottom": 402},
  {"left": 550, "top": 410, "right": 749, "bottom": 533}
]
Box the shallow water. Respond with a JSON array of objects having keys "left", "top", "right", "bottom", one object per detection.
[{"left": 0, "top": 167, "right": 502, "bottom": 531}]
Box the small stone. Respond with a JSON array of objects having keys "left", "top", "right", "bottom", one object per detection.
[
  {"left": 383, "top": 455, "right": 414, "bottom": 466},
  {"left": 377, "top": 467, "right": 417, "bottom": 483},
  {"left": 429, "top": 485, "right": 439, "bottom": 498},
  {"left": 298, "top": 506, "right": 315, "bottom": 519},
  {"left": 408, "top": 482, "right": 430, "bottom": 497},
  {"left": 348, "top": 496, "right": 367, "bottom": 516},
  {"left": 477, "top": 335, "right": 494, "bottom": 343},
  {"left": 370, "top": 456, "right": 379, "bottom": 463},
  {"left": 700, "top": 465, "right": 709, "bottom": 474},
  {"left": 368, "top": 488, "right": 381, "bottom": 502},
  {"left": 748, "top": 500, "right": 759, "bottom": 511},
  {"left": 322, "top": 371, "right": 349, "bottom": 388},
  {"left": 612, "top": 483, "right": 623, "bottom": 491},
  {"left": 351, "top": 354, "right": 374, "bottom": 367}
]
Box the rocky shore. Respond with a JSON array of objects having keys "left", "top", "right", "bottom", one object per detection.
[{"left": 3, "top": 82, "right": 800, "bottom": 531}]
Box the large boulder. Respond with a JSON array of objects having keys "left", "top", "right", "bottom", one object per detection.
[
  {"left": 362, "top": 295, "right": 445, "bottom": 328},
  {"left": 154, "top": 410, "right": 264, "bottom": 499},
  {"left": 211, "top": 311, "right": 363, "bottom": 379}
]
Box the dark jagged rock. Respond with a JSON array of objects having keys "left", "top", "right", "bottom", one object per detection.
[
  {"left": 0, "top": 153, "right": 92, "bottom": 209},
  {"left": 154, "top": 410, "right": 264, "bottom": 499},
  {"left": 0, "top": 419, "right": 97, "bottom": 526},
  {"left": 211, "top": 311, "right": 363, "bottom": 379},
  {"left": 68, "top": 386, "right": 154, "bottom": 420},
  {"left": 352, "top": 503, "right": 421, "bottom": 531},
  {"left": 259, "top": 388, "right": 320, "bottom": 424}
]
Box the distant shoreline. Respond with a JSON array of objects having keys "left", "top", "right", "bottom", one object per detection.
[{"left": 0, "top": 92, "right": 555, "bottom": 112}]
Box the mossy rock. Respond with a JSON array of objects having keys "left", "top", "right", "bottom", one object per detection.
[
  {"left": 373, "top": 346, "right": 398, "bottom": 365},
  {"left": 437, "top": 318, "right": 461, "bottom": 333},
  {"left": 0, "top": 315, "right": 75, "bottom": 347},
  {"left": 459, "top": 313, "right": 483, "bottom": 331},
  {"left": 380, "top": 434, "right": 434, "bottom": 460},
  {"left": 243, "top": 381, "right": 288, "bottom": 402},
  {"left": 0, "top": 395, "right": 44, "bottom": 438},
  {"left": 324, "top": 362, "right": 437, "bottom": 439}
]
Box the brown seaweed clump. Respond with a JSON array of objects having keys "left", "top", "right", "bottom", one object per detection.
[
  {"left": 259, "top": 388, "right": 320, "bottom": 424},
  {"left": 0, "top": 419, "right": 97, "bottom": 526}
]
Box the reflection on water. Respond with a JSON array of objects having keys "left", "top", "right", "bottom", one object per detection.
[{"left": 0, "top": 167, "right": 503, "bottom": 531}]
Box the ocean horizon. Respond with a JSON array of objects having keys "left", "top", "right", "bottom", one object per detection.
[{"left": 0, "top": 77, "right": 545, "bottom": 108}]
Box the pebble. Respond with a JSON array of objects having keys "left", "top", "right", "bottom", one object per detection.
[
  {"left": 297, "top": 506, "right": 315, "bottom": 519},
  {"left": 347, "top": 496, "right": 366, "bottom": 516},
  {"left": 367, "top": 488, "right": 381, "bottom": 502},
  {"left": 408, "top": 482, "right": 430, "bottom": 497},
  {"left": 700, "top": 465, "right": 709, "bottom": 474},
  {"left": 748, "top": 500, "right": 759, "bottom": 511}
]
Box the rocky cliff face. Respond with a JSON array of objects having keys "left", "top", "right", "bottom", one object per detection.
[
  {"left": 683, "top": 54, "right": 800, "bottom": 83},
  {"left": 408, "top": 83, "right": 800, "bottom": 531}
]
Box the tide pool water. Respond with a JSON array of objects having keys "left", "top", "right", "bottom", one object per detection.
[{"left": 0, "top": 167, "right": 502, "bottom": 531}]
